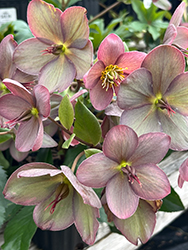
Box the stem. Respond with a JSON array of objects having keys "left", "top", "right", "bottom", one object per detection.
[
  {"left": 0, "top": 131, "right": 12, "bottom": 135},
  {"left": 88, "top": 1, "right": 121, "bottom": 24},
  {"left": 48, "top": 116, "right": 102, "bottom": 150},
  {"left": 71, "top": 151, "right": 85, "bottom": 173}
]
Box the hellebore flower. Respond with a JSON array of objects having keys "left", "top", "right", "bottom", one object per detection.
[
  {"left": 118, "top": 45, "right": 188, "bottom": 151},
  {"left": 77, "top": 125, "right": 171, "bottom": 219},
  {"left": 3, "top": 163, "right": 101, "bottom": 245},
  {"left": 0, "top": 79, "right": 50, "bottom": 152},
  {"left": 163, "top": 2, "right": 188, "bottom": 56},
  {"left": 178, "top": 158, "right": 188, "bottom": 188},
  {"left": 83, "top": 33, "right": 146, "bottom": 110},
  {"left": 0, "top": 35, "right": 36, "bottom": 96},
  {"left": 13, "top": 0, "right": 93, "bottom": 93}
]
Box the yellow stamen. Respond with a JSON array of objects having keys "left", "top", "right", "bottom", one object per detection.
[{"left": 31, "top": 107, "right": 39, "bottom": 117}]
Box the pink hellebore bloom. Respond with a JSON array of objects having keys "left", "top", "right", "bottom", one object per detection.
[
  {"left": 0, "top": 79, "right": 50, "bottom": 152},
  {"left": 77, "top": 125, "right": 171, "bottom": 219},
  {"left": 84, "top": 33, "right": 146, "bottom": 110},
  {"left": 13, "top": 0, "right": 93, "bottom": 93},
  {"left": 118, "top": 45, "right": 188, "bottom": 151},
  {"left": 163, "top": 2, "right": 188, "bottom": 56},
  {"left": 178, "top": 158, "right": 188, "bottom": 188},
  {"left": 3, "top": 163, "right": 101, "bottom": 245}
]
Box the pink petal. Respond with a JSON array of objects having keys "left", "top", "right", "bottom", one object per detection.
[
  {"left": 131, "top": 164, "right": 171, "bottom": 200},
  {"left": 27, "top": 0, "right": 64, "bottom": 42},
  {"left": 106, "top": 173, "right": 139, "bottom": 219},
  {"left": 142, "top": 45, "right": 185, "bottom": 95},
  {"left": 103, "top": 125, "right": 138, "bottom": 163},
  {"left": 98, "top": 33, "right": 125, "bottom": 66},
  {"left": 14, "top": 38, "right": 56, "bottom": 75},
  {"left": 67, "top": 40, "right": 93, "bottom": 79},
  {"left": 0, "top": 35, "right": 17, "bottom": 80},
  {"left": 34, "top": 186, "right": 74, "bottom": 230},
  {"left": 3, "top": 162, "right": 62, "bottom": 205},
  {"left": 38, "top": 55, "right": 76, "bottom": 93},
  {"left": 61, "top": 165, "right": 101, "bottom": 208},
  {"left": 81, "top": 56, "right": 104, "bottom": 90},
  {"left": 61, "top": 6, "right": 89, "bottom": 48},
  {"left": 163, "top": 24, "right": 177, "bottom": 44},
  {"left": 90, "top": 81, "right": 113, "bottom": 110},
  {"left": 77, "top": 153, "right": 118, "bottom": 188},
  {"left": 73, "top": 192, "right": 99, "bottom": 245},
  {"left": 173, "top": 26, "right": 188, "bottom": 49},
  {"left": 9, "top": 141, "right": 29, "bottom": 162},
  {"left": 116, "top": 51, "right": 146, "bottom": 74},
  {"left": 153, "top": 0, "right": 171, "bottom": 10},
  {"left": 169, "top": 2, "right": 185, "bottom": 27},
  {"left": 179, "top": 158, "right": 188, "bottom": 183},
  {"left": 33, "top": 85, "right": 50, "bottom": 117},
  {"left": 129, "top": 132, "right": 171, "bottom": 166}
]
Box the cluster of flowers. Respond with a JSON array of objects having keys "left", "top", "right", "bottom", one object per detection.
[{"left": 1, "top": 0, "right": 188, "bottom": 246}]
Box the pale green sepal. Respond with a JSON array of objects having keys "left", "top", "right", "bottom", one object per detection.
[
  {"left": 58, "top": 95, "right": 74, "bottom": 130},
  {"left": 84, "top": 148, "right": 102, "bottom": 158},
  {"left": 62, "top": 133, "right": 76, "bottom": 149},
  {"left": 73, "top": 100, "right": 102, "bottom": 146}
]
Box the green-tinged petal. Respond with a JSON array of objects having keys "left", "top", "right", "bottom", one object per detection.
[
  {"left": 117, "top": 68, "right": 154, "bottom": 110},
  {"left": 164, "top": 72, "right": 188, "bottom": 116},
  {"left": 73, "top": 191, "right": 99, "bottom": 245},
  {"left": 0, "top": 94, "right": 31, "bottom": 121},
  {"left": 169, "top": 1, "right": 185, "bottom": 26},
  {"left": 61, "top": 6, "right": 89, "bottom": 48},
  {"left": 173, "top": 26, "right": 188, "bottom": 49},
  {"left": 142, "top": 45, "right": 185, "bottom": 95},
  {"left": 33, "top": 186, "right": 74, "bottom": 230},
  {"left": 163, "top": 24, "right": 177, "bottom": 44},
  {"left": 131, "top": 164, "right": 171, "bottom": 200},
  {"left": 28, "top": 0, "right": 63, "bottom": 42},
  {"left": 3, "top": 78, "right": 34, "bottom": 106},
  {"left": 39, "top": 55, "right": 76, "bottom": 93},
  {"left": 120, "top": 106, "right": 162, "bottom": 136},
  {"left": 158, "top": 111, "right": 188, "bottom": 150},
  {"left": 0, "top": 35, "right": 17, "bottom": 80},
  {"left": 61, "top": 165, "right": 101, "bottom": 208},
  {"left": 114, "top": 199, "right": 156, "bottom": 245},
  {"left": 77, "top": 153, "right": 118, "bottom": 188},
  {"left": 129, "top": 133, "right": 171, "bottom": 165},
  {"left": 106, "top": 173, "right": 139, "bottom": 219},
  {"left": 34, "top": 85, "right": 50, "bottom": 118},
  {"left": 66, "top": 40, "right": 93, "bottom": 79},
  {"left": 3, "top": 163, "right": 62, "bottom": 205},
  {"left": 103, "top": 125, "right": 138, "bottom": 163},
  {"left": 14, "top": 38, "right": 56, "bottom": 75}
]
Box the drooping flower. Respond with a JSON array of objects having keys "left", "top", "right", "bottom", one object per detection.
[
  {"left": 13, "top": 0, "right": 93, "bottom": 93},
  {"left": 0, "top": 35, "right": 36, "bottom": 96},
  {"left": 163, "top": 2, "right": 188, "bottom": 56},
  {"left": 77, "top": 125, "right": 171, "bottom": 219},
  {"left": 178, "top": 158, "right": 188, "bottom": 188},
  {"left": 3, "top": 162, "right": 101, "bottom": 245},
  {"left": 83, "top": 33, "right": 146, "bottom": 110},
  {"left": 0, "top": 79, "right": 51, "bottom": 152},
  {"left": 118, "top": 44, "right": 188, "bottom": 151}
]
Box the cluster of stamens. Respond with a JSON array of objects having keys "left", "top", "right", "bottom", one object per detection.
[
  {"left": 122, "top": 165, "right": 142, "bottom": 186},
  {"left": 154, "top": 93, "right": 175, "bottom": 116},
  {"left": 42, "top": 44, "right": 65, "bottom": 55},
  {"left": 100, "top": 64, "right": 125, "bottom": 91}
]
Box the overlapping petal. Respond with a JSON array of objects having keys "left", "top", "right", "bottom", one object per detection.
[
  {"left": 98, "top": 33, "right": 125, "bottom": 66},
  {"left": 131, "top": 164, "right": 171, "bottom": 200},
  {"left": 106, "top": 173, "right": 139, "bottom": 219},
  {"left": 76, "top": 153, "right": 118, "bottom": 188},
  {"left": 103, "top": 125, "right": 138, "bottom": 163},
  {"left": 34, "top": 85, "right": 50, "bottom": 118}
]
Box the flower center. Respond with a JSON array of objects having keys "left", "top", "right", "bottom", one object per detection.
[
  {"left": 45, "top": 182, "right": 69, "bottom": 214},
  {"left": 100, "top": 64, "right": 125, "bottom": 91},
  {"left": 42, "top": 44, "right": 66, "bottom": 55},
  {"left": 154, "top": 93, "right": 175, "bottom": 116},
  {"left": 31, "top": 107, "right": 39, "bottom": 117}
]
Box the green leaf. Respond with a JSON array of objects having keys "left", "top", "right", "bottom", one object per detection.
[
  {"left": 84, "top": 148, "right": 102, "bottom": 158},
  {"left": 0, "top": 128, "right": 12, "bottom": 143},
  {"left": 1, "top": 206, "right": 37, "bottom": 250},
  {"left": 62, "top": 133, "right": 76, "bottom": 149},
  {"left": 67, "top": 0, "right": 80, "bottom": 7},
  {"left": 131, "top": 0, "right": 148, "bottom": 23},
  {"left": 160, "top": 187, "right": 185, "bottom": 212},
  {"left": 58, "top": 95, "right": 74, "bottom": 130},
  {"left": 0, "top": 166, "right": 8, "bottom": 227},
  {"left": 0, "top": 151, "right": 9, "bottom": 169},
  {"left": 148, "top": 25, "right": 161, "bottom": 40},
  {"left": 36, "top": 148, "right": 53, "bottom": 164},
  {"left": 73, "top": 100, "right": 102, "bottom": 146}
]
